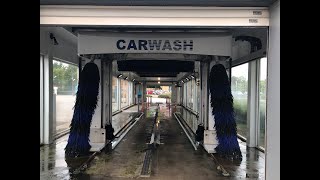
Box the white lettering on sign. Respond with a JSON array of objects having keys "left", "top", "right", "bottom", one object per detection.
[{"left": 116, "top": 39, "right": 193, "bottom": 51}]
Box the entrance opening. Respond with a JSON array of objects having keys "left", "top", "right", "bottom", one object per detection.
[{"left": 41, "top": 23, "right": 269, "bottom": 179}]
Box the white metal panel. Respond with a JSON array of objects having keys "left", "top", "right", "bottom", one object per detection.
[
  {"left": 102, "top": 59, "right": 113, "bottom": 126},
  {"left": 89, "top": 128, "right": 105, "bottom": 143},
  {"left": 40, "top": 0, "right": 276, "bottom": 7},
  {"left": 129, "top": 82, "right": 133, "bottom": 105},
  {"left": 90, "top": 143, "right": 105, "bottom": 152},
  {"left": 203, "top": 130, "right": 218, "bottom": 153},
  {"left": 208, "top": 95, "right": 216, "bottom": 131},
  {"left": 208, "top": 59, "right": 217, "bottom": 130},
  {"left": 204, "top": 130, "right": 218, "bottom": 144},
  {"left": 78, "top": 32, "right": 232, "bottom": 56},
  {"left": 247, "top": 60, "right": 258, "bottom": 147},
  {"left": 89, "top": 59, "right": 102, "bottom": 128},
  {"left": 200, "top": 61, "right": 209, "bottom": 128},
  {"left": 40, "top": 55, "right": 44, "bottom": 144},
  {"left": 40, "top": 27, "right": 78, "bottom": 65},
  {"left": 117, "top": 78, "right": 121, "bottom": 110},
  {"left": 266, "top": 1, "right": 280, "bottom": 180},
  {"left": 52, "top": 94, "right": 56, "bottom": 137},
  {"left": 40, "top": 6, "right": 269, "bottom": 26},
  {"left": 43, "top": 54, "right": 54, "bottom": 144}
]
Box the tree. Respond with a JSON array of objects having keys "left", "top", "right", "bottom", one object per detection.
[
  {"left": 259, "top": 80, "right": 266, "bottom": 94},
  {"left": 231, "top": 76, "right": 248, "bottom": 94},
  {"left": 53, "top": 61, "right": 78, "bottom": 94},
  {"left": 259, "top": 79, "right": 266, "bottom": 99}
]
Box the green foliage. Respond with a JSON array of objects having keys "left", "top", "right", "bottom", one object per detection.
[
  {"left": 259, "top": 100, "right": 266, "bottom": 130},
  {"left": 158, "top": 93, "right": 171, "bottom": 99},
  {"left": 259, "top": 79, "right": 267, "bottom": 99},
  {"left": 233, "top": 98, "right": 247, "bottom": 123},
  {"left": 231, "top": 76, "right": 247, "bottom": 94},
  {"left": 231, "top": 76, "right": 266, "bottom": 97},
  {"left": 233, "top": 98, "right": 266, "bottom": 129},
  {"left": 53, "top": 61, "right": 78, "bottom": 95}
]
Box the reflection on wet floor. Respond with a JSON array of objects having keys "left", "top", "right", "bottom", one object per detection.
[
  {"left": 83, "top": 105, "right": 159, "bottom": 179},
  {"left": 40, "top": 105, "right": 142, "bottom": 180},
  {"left": 175, "top": 105, "right": 265, "bottom": 179},
  {"left": 150, "top": 104, "right": 222, "bottom": 180},
  {"left": 40, "top": 135, "right": 90, "bottom": 180},
  {"left": 40, "top": 104, "right": 265, "bottom": 180},
  {"left": 217, "top": 140, "right": 265, "bottom": 179}
]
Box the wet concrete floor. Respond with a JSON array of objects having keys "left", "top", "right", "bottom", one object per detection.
[
  {"left": 40, "top": 105, "right": 142, "bottom": 180},
  {"left": 174, "top": 105, "right": 266, "bottom": 179},
  {"left": 40, "top": 135, "right": 90, "bottom": 180},
  {"left": 82, "top": 105, "right": 158, "bottom": 179},
  {"left": 40, "top": 104, "right": 265, "bottom": 180},
  {"left": 149, "top": 104, "right": 223, "bottom": 180}
]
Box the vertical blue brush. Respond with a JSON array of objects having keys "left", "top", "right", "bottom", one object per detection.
[
  {"left": 209, "top": 64, "right": 242, "bottom": 160},
  {"left": 65, "top": 62, "right": 100, "bottom": 158}
]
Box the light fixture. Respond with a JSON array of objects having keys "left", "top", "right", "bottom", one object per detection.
[
  {"left": 132, "top": 79, "right": 135, "bottom": 82},
  {"left": 117, "top": 74, "right": 123, "bottom": 78},
  {"left": 190, "top": 75, "right": 195, "bottom": 79},
  {"left": 186, "top": 78, "right": 189, "bottom": 81},
  {"left": 182, "top": 80, "right": 184, "bottom": 83},
  {"left": 50, "top": 33, "right": 59, "bottom": 45},
  {"left": 158, "top": 81, "right": 160, "bottom": 84},
  {"left": 158, "top": 77, "right": 161, "bottom": 80},
  {"left": 124, "top": 77, "right": 128, "bottom": 80}
]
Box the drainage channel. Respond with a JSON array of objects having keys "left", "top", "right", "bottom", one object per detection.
[
  {"left": 140, "top": 106, "right": 160, "bottom": 177},
  {"left": 140, "top": 144, "right": 154, "bottom": 177}
]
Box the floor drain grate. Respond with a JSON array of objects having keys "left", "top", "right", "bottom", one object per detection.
[{"left": 140, "top": 146, "right": 153, "bottom": 177}]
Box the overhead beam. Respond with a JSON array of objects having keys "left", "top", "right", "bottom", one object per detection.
[
  {"left": 40, "top": 0, "right": 276, "bottom": 7},
  {"left": 117, "top": 60, "right": 194, "bottom": 72},
  {"left": 40, "top": 6, "right": 269, "bottom": 26},
  {"left": 138, "top": 74, "right": 178, "bottom": 77}
]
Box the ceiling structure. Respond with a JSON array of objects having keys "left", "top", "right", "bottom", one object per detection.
[
  {"left": 48, "top": 26, "right": 267, "bottom": 85},
  {"left": 41, "top": 0, "right": 270, "bottom": 84},
  {"left": 40, "top": 0, "right": 277, "bottom": 7},
  {"left": 117, "top": 60, "right": 194, "bottom": 78}
]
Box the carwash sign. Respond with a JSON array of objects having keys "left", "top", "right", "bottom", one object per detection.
[
  {"left": 78, "top": 32, "right": 232, "bottom": 56},
  {"left": 116, "top": 39, "right": 193, "bottom": 51}
]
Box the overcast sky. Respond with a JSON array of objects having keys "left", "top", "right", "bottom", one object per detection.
[{"left": 232, "top": 57, "right": 267, "bottom": 80}]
